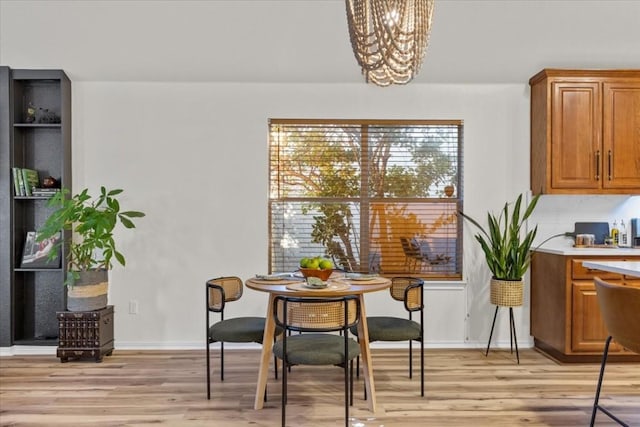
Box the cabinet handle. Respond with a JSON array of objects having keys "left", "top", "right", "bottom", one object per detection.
[
  {"left": 608, "top": 150, "right": 612, "bottom": 181},
  {"left": 595, "top": 150, "right": 600, "bottom": 181}
]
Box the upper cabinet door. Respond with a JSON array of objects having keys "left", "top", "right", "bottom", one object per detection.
[
  {"left": 551, "top": 81, "right": 601, "bottom": 190},
  {"left": 602, "top": 80, "right": 640, "bottom": 189}
]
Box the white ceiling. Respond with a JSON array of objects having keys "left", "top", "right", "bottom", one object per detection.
[{"left": 1, "top": 0, "right": 639, "bottom": 84}]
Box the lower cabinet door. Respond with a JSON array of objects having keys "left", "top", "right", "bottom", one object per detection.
[{"left": 571, "top": 281, "right": 623, "bottom": 353}]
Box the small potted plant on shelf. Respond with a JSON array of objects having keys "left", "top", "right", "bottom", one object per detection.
[
  {"left": 458, "top": 193, "right": 541, "bottom": 307},
  {"left": 37, "top": 186, "right": 145, "bottom": 311}
]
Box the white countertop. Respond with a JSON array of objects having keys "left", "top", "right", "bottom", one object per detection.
[
  {"left": 582, "top": 261, "right": 640, "bottom": 277},
  {"left": 534, "top": 246, "right": 640, "bottom": 256}
]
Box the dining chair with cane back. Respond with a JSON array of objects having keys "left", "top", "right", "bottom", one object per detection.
[
  {"left": 590, "top": 278, "right": 640, "bottom": 427},
  {"left": 206, "top": 276, "right": 279, "bottom": 400},
  {"left": 272, "top": 295, "right": 361, "bottom": 427},
  {"left": 351, "top": 276, "right": 425, "bottom": 397}
]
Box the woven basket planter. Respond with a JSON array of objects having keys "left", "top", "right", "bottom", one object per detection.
[
  {"left": 490, "top": 278, "right": 524, "bottom": 307},
  {"left": 67, "top": 270, "right": 109, "bottom": 312}
]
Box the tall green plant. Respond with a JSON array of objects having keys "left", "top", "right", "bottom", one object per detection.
[
  {"left": 459, "top": 193, "right": 540, "bottom": 280},
  {"left": 37, "top": 186, "right": 145, "bottom": 286}
]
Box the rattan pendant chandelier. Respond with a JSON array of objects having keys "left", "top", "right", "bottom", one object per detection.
[{"left": 346, "top": 0, "right": 435, "bottom": 86}]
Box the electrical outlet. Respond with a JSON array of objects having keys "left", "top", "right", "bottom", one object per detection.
[{"left": 129, "top": 299, "right": 138, "bottom": 315}]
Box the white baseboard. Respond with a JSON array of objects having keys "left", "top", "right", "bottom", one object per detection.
[{"left": 1, "top": 346, "right": 57, "bottom": 356}]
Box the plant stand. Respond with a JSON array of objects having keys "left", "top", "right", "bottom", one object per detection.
[
  {"left": 485, "top": 305, "right": 519, "bottom": 364},
  {"left": 485, "top": 278, "right": 524, "bottom": 364},
  {"left": 57, "top": 305, "right": 114, "bottom": 363}
]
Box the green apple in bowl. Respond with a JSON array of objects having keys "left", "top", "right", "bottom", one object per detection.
[
  {"left": 306, "top": 258, "right": 320, "bottom": 269},
  {"left": 319, "top": 259, "right": 333, "bottom": 270}
]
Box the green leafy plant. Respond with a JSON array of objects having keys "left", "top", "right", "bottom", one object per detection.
[
  {"left": 458, "top": 193, "right": 541, "bottom": 280},
  {"left": 37, "top": 186, "right": 145, "bottom": 286}
]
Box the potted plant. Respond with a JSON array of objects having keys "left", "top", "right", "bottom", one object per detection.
[
  {"left": 37, "top": 186, "right": 145, "bottom": 311},
  {"left": 458, "top": 193, "right": 541, "bottom": 307}
]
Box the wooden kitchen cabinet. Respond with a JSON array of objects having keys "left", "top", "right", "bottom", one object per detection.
[
  {"left": 530, "top": 69, "right": 640, "bottom": 195},
  {"left": 572, "top": 281, "right": 619, "bottom": 353},
  {"left": 531, "top": 251, "right": 640, "bottom": 362},
  {"left": 603, "top": 80, "right": 640, "bottom": 189}
]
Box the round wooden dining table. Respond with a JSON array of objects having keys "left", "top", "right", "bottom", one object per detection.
[{"left": 245, "top": 273, "right": 391, "bottom": 413}]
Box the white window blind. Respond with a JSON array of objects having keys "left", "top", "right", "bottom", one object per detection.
[{"left": 269, "top": 119, "right": 463, "bottom": 279}]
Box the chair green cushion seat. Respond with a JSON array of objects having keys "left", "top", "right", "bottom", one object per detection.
[
  {"left": 273, "top": 334, "right": 361, "bottom": 365},
  {"left": 350, "top": 316, "right": 421, "bottom": 342},
  {"left": 209, "top": 317, "right": 266, "bottom": 343}
]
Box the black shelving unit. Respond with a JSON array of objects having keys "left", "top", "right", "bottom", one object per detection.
[{"left": 0, "top": 67, "right": 71, "bottom": 346}]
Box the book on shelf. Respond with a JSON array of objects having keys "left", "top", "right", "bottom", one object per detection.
[
  {"left": 20, "top": 231, "right": 62, "bottom": 269},
  {"left": 21, "top": 168, "right": 40, "bottom": 196},
  {"left": 12, "top": 167, "right": 23, "bottom": 196},
  {"left": 11, "top": 167, "right": 46, "bottom": 196},
  {"left": 13, "top": 167, "right": 27, "bottom": 196},
  {"left": 32, "top": 187, "right": 61, "bottom": 197}
]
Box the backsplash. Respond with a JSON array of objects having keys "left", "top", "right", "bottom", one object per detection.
[{"left": 530, "top": 195, "right": 640, "bottom": 249}]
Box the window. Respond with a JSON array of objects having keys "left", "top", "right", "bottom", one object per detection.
[{"left": 269, "top": 119, "right": 463, "bottom": 279}]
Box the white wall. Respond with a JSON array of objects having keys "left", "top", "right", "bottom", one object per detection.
[
  {"left": 67, "top": 82, "right": 640, "bottom": 352},
  {"left": 69, "top": 81, "right": 640, "bottom": 349},
  {"left": 72, "top": 81, "right": 521, "bottom": 348},
  {"left": 2, "top": 1, "right": 639, "bottom": 351}
]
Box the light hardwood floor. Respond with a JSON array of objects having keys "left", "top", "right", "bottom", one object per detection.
[{"left": 1, "top": 348, "right": 639, "bottom": 426}]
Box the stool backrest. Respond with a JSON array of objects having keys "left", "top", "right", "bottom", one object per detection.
[{"left": 594, "top": 277, "right": 640, "bottom": 354}]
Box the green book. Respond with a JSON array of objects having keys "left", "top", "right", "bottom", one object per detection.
[
  {"left": 14, "top": 167, "right": 25, "bottom": 196},
  {"left": 12, "top": 167, "right": 22, "bottom": 196},
  {"left": 21, "top": 168, "right": 39, "bottom": 196}
]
